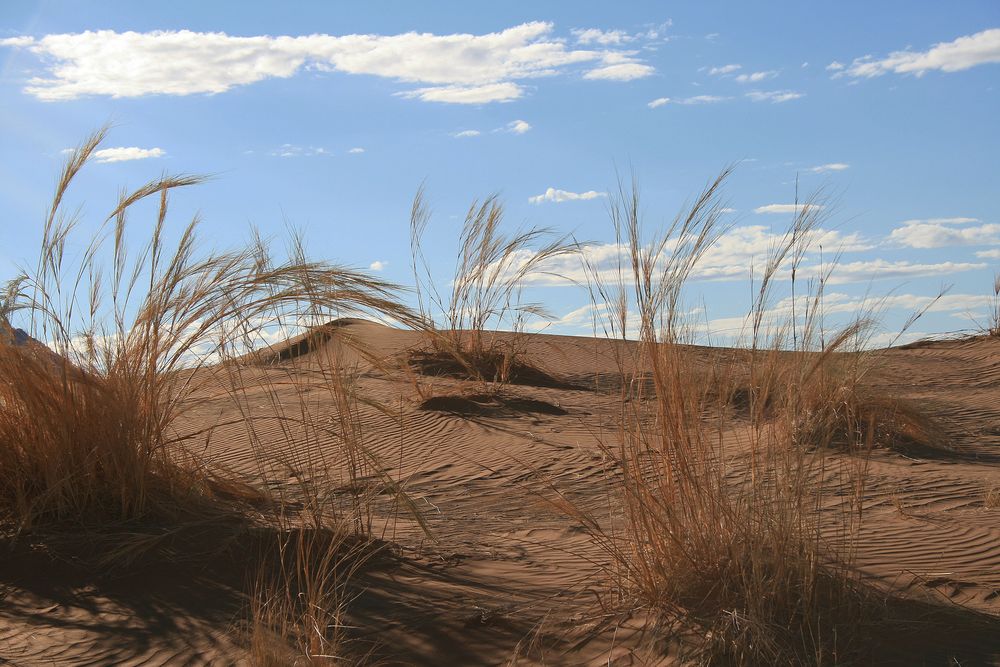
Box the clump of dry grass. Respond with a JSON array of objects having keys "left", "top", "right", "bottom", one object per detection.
[
  {"left": 408, "top": 188, "right": 576, "bottom": 393},
  {"left": 248, "top": 528, "right": 375, "bottom": 666},
  {"left": 564, "top": 171, "right": 900, "bottom": 664},
  {"left": 0, "top": 128, "right": 412, "bottom": 540},
  {"left": 2, "top": 129, "right": 429, "bottom": 663}
]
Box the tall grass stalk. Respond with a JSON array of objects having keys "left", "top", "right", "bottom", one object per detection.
[
  {"left": 568, "top": 171, "right": 892, "bottom": 664},
  {"left": 408, "top": 188, "right": 576, "bottom": 390},
  {"left": 0, "top": 127, "right": 412, "bottom": 538}
]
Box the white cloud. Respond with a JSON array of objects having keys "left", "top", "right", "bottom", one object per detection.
[
  {"left": 648, "top": 94, "right": 729, "bottom": 107},
  {"left": 734, "top": 70, "right": 777, "bottom": 83},
  {"left": 90, "top": 146, "right": 165, "bottom": 163},
  {"left": 400, "top": 82, "right": 524, "bottom": 104},
  {"left": 528, "top": 188, "right": 606, "bottom": 204},
  {"left": 899, "top": 217, "right": 979, "bottom": 225},
  {"left": 746, "top": 89, "right": 804, "bottom": 103},
  {"left": 572, "top": 28, "right": 631, "bottom": 45},
  {"left": 754, "top": 203, "right": 825, "bottom": 214},
  {"left": 709, "top": 64, "right": 741, "bottom": 75},
  {"left": 826, "top": 61, "right": 845, "bottom": 71},
  {"left": 453, "top": 129, "right": 481, "bottom": 138},
  {"left": 820, "top": 259, "right": 986, "bottom": 284},
  {"left": 583, "top": 62, "right": 655, "bottom": 81},
  {"left": 888, "top": 219, "right": 1000, "bottom": 248},
  {"left": 0, "top": 23, "right": 653, "bottom": 103},
  {"left": 809, "top": 163, "right": 850, "bottom": 173},
  {"left": 348, "top": 147, "right": 365, "bottom": 154},
  {"left": 369, "top": 260, "right": 387, "bottom": 271},
  {"left": 506, "top": 119, "right": 532, "bottom": 134},
  {"left": 499, "top": 224, "right": 873, "bottom": 288},
  {"left": 571, "top": 23, "right": 671, "bottom": 46},
  {"left": 975, "top": 248, "right": 1000, "bottom": 259},
  {"left": 270, "top": 144, "right": 328, "bottom": 157},
  {"left": 838, "top": 28, "right": 1000, "bottom": 78}
]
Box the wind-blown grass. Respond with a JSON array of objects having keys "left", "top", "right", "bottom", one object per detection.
[
  {"left": 0, "top": 128, "right": 414, "bottom": 537},
  {"left": 408, "top": 187, "right": 577, "bottom": 392},
  {"left": 561, "top": 171, "right": 935, "bottom": 664}
]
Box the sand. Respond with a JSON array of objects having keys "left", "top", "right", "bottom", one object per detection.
[{"left": 2, "top": 321, "right": 999, "bottom": 665}]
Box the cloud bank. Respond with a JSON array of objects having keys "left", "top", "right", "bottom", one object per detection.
[
  {"left": 0, "top": 23, "right": 656, "bottom": 103},
  {"left": 838, "top": 28, "right": 1000, "bottom": 78}
]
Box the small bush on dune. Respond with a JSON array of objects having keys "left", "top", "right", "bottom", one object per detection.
[{"left": 408, "top": 188, "right": 576, "bottom": 393}]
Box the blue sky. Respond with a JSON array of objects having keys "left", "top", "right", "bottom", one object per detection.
[{"left": 2, "top": 1, "right": 998, "bottom": 344}]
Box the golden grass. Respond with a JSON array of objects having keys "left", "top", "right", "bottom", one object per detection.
[
  {"left": 0, "top": 128, "right": 413, "bottom": 537},
  {"left": 408, "top": 188, "right": 576, "bottom": 393},
  {"left": 989, "top": 273, "right": 1000, "bottom": 337},
  {"left": 0, "top": 129, "right": 424, "bottom": 662},
  {"left": 558, "top": 171, "right": 922, "bottom": 664}
]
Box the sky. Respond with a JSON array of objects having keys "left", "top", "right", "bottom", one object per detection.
[{"left": 1, "top": 1, "right": 999, "bottom": 345}]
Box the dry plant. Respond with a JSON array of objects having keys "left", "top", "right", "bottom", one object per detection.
[
  {"left": 560, "top": 171, "right": 907, "bottom": 664},
  {"left": 0, "top": 127, "right": 412, "bottom": 543},
  {"left": 1, "top": 128, "right": 429, "bottom": 663},
  {"left": 989, "top": 272, "right": 1000, "bottom": 337},
  {"left": 248, "top": 528, "right": 373, "bottom": 666},
  {"left": 408, "top": 188, "right": 576, "bottom": 393}
]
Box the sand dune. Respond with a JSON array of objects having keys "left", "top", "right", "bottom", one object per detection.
[{"left": 2, "top": 322, "right": 999, "bottom": 665}]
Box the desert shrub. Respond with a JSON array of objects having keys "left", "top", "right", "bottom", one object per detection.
[
  {"left": 0, "top": 127, "right": 411, "bottom": 536},
  {"left": 408, "top": 188, "right": 576, "bottom": 392},
  {"left": 566, "top": 171, "right": 890, "bottom": 664}
]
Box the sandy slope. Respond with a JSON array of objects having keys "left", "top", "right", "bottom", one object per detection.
[{"left": 2, "top": 322, "right": 999, "bottom": 665}]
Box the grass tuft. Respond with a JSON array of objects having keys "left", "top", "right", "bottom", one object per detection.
[{"left": 408, "top": 187, "right": 576, "bottom": 394}]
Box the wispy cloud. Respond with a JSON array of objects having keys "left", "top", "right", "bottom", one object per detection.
[
  {"left": 583, "top": 62, "right": 655, "bottom": 81},
  {"left": 572, "top": 28, "right": 631, "bottom": 45},
  {"left": 348, "top": 147, "right": 365, "bottom": 154},
  {"left": 88, "top": 146, "right": 165, "bottom": 163},
  {"left": 648, "top": 94, "right": 729, "bottom": 107},
  {"left": 976, "top": 248, "right": 1000, "bottom": 259},
  {"left": 453, "top": 129, "right": 481, "bottom": 138},
  {"left": 369, "top": 260, "right": 387, "bottom": 271},
  {"left": 399, "top": 82, "right": 523, "bottom": 104},
  {"left": 888, "top": 218, "right": 1000, "bottom": 248},
  {"left": 754, "top": 203, "right": 824, "bottom": 214},
  {"left": 809, "top": 163, "right": 850, "bottom": 173},
  {"left": 572, "top": 22, "right": 671, "bottom": 45},
  {"left": 505, "top": 119, "right": 532, "bottom": 134},
  {"left": 709, "top": 64, "right": 741, "bottom": 75},
  {"left": 836, "top": 28, "right": 1000, "bottom": 78},
  {"left": 0, "top": 23, "right": 654, "bottom": 103},
  {"left": 270, "top": 144, "right": 329, "bottom": 157},
  {"left": 734, "top": 70, "right": 777, "bottom": 83},
  {"left": 528, "top": 187, "right": 606, "bottom": 204},
  {"left": 746, "top": 89, "right": 804, "bottom": 103}
]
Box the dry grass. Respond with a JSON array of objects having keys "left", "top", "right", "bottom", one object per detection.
[
  {"left": 560, "top": 171, "right": 906, "bottom": 664},
  {"left": 248, "top": 528, "right": 374, "bottom": 666},
  {"left": 989, "top": 273, "right": 1000, "bottom": 337},
  {"left": 0, "top": 128, "right": 412, "bottom": 539},
  {"left": 408, "top": 188, "right": 576, "bottom": 393},
  {"left": 0, "top": 129, "right": 424, "bottom": 663}
]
